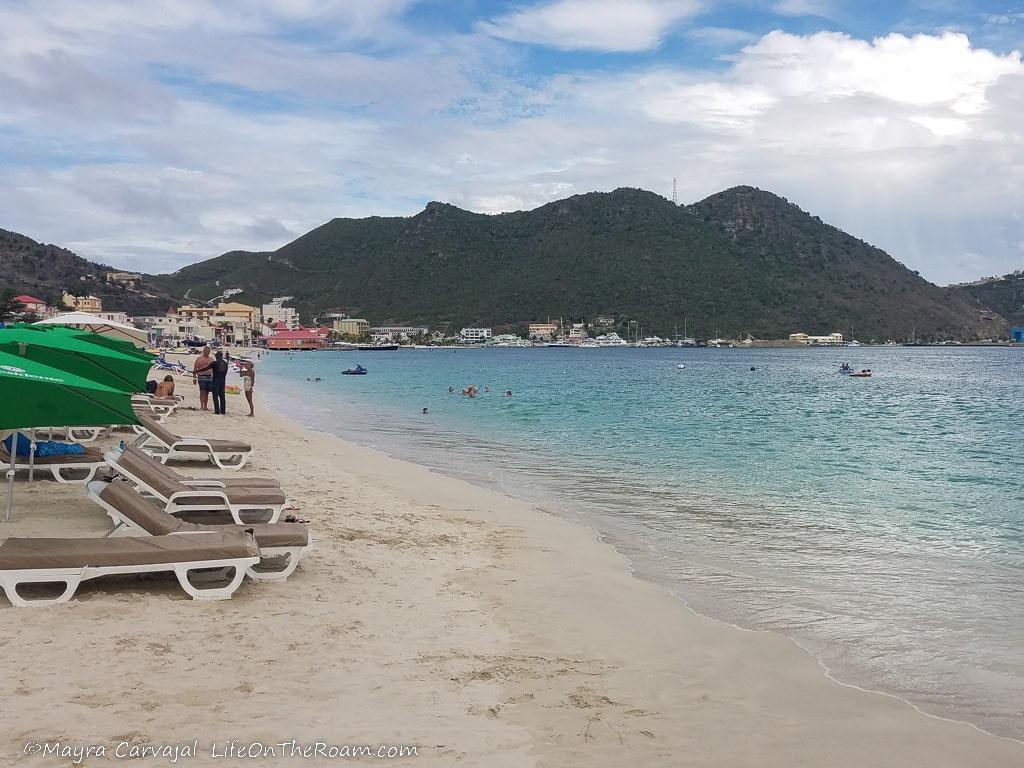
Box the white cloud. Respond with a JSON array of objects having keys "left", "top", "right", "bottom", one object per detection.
[
  {"left": 772, "top": 0, "right": 831, "bottom": 17},
  {"left": 0, "top": 2, "right": 1023, "bottom": 286},
  {"left": 479, "top": 0, "right": 703, "bottom": 52}
]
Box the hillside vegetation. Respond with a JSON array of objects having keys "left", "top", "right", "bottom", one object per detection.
[{"left": 151, "top": 187, "right": 1005, "bottom": 341}]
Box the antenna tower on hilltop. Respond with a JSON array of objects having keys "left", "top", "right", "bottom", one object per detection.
[{"left": 672, "top": 177, "right": 677, "bottom": 204}]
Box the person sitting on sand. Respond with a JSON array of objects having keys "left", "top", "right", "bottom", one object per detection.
[{"left": 155, "top": 375, "right": 175, "bottom": 398}]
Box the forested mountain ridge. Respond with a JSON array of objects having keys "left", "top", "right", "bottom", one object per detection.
[{"left": 150, "top": 187, "right": 1005, "bottom": 340}]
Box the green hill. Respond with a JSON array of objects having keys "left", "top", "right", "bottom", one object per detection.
[
  {"left": 151, "top": 187, "right": 1004, "bottom": 341},
  {"left": 949, "top": 272, "right": 1024, "bottom": 327},
  {"left": 0, "top": 228, "right": 174, "bottom": 315}
]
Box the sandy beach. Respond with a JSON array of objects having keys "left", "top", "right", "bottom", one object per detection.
[{"left": 2, "top": 362, "right": 1022, "bottom": 767}]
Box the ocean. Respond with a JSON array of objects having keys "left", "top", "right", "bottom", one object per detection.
[{"left": 257, "top": 346, "right": 1024, "bottom": 740}]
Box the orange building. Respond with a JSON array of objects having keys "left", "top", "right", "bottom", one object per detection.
[{"left": 267, "top": 328, "right": 325, "bottom": 350}]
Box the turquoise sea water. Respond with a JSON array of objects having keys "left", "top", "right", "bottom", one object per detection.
[{"left": 259, "top": 346, "right": 1024, "bottom": 740}]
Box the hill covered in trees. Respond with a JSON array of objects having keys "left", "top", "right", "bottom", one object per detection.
[
  {"left": 151, "top": 187, "right": 1005, "bottom": 341},
  {"left": 950, "top": 271, "right": 1024, "bottom": 327},
  {"left": 0, "top": 229, "right": 173, "bottom": 315}
]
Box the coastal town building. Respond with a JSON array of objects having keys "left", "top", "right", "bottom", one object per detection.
[
  {"left": 267, "top": 328, "right": 325, "bottom": 350},
  {"left": 130, "top": 313, "right": 206, "bottom": 345},
  {"left": 459, "top": 327, "right": 492, "bottom": 343},
  {"left": 369, "top": 326, "right": 428, "bottom": 342},
  {"left": 94, "top": 311, "right": 129, "bottom": 325},
  {"left": 178, "top": 301, "right": 260, "bottom": 346},
  {"left": 1012, "top": 327, "right": 1024, "bottom": 343},
  {"left": 528, "top": 322, "right": 559, "bottom": 340},
  {"left": 262, "top": 297, "right": 300, "bottom": 330},
  {"left": 567, "top": 323, "right": 588, "bottom": 344},
  {"left": 62, "top": 292, "right": 102, "bottom": 312},
  {"left": 105, "top": 271, "right": 142, "bottom": 287},
  {"left": 13, "top": 294, "right": 55, "bottom": 318},
  {"left": 333, "top": 318, "right": 369, "bottom": 336},
  {"left": 789, "top": 332, "right": 844, "bottom": 345}
]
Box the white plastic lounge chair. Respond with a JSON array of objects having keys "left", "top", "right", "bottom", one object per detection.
[
  {"left": 105, "top": 446, "right": 283, "bottom": 523},
  {"left": 133, "top": 414, "right": 251, "bottom": 470},
  {"left": 115, "top": 443, "right": 280, "bottom": 489},
  {"left": 0, "top": 530, "right": 259, "bottom": 607},
  {"left": 131, "top": 394, "right": 182, "bottom": 416},
  {"left": 0, "top": 445, "right": 108, "bottom": 484},
  {"left": 34, "top": 426, "right": 110, "bottom": 443},
  {"left": 88, "top": 480, "right": 310, "bottom": 582}
]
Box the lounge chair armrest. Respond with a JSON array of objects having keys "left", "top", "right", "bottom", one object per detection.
[
  {"left": 173, "top": 438, "right": 216, "bottom": 450},
  {"left": 179, "top": 479, "right": 228, "bottom": 488},
  {"left": 165, "top": 489, "right": 231, "bottom": 505}
]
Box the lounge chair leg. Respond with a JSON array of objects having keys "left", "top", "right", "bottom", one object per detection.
[
  {"left": 51, "top": 466, "right": 100, "bottom": 484},
  {"left": 104, "top": 521, "right": 126, "bottom": 538},
  {"left": 0, "top": 573, "right": 82, "bottom": 607},
  {"left": 212, "top": 454, "right": 247, "bottom": 471},
  {"left": 173, "top": 564, "right": 247, "bottom": 600},
  {"left": 245, "top": 548, "right": 302, "bottom": 582}
]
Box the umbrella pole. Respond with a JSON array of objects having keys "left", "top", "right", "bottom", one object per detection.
[
  {"left": 4, "top": 468, "right": 12, "bottom": 522},
  {"left": 4, "top": 431, "right": 18, "bottom": 523},
  {"left": 28, "top": 428, "right": 36, "bottom": 482}
]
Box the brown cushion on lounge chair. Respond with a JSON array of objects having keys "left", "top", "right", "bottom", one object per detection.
[
  {"left": 0, "top": 532, "right": 258, "bottom": 570},
  {"left": 116, "top": 448, "right": 182, "bottom": 498},
  {"left": 137, "top": 414, "right": 179, "bottom": 446},
  {"left": 99, "top": 482, "right": 182, "bottom": 536},
  {"left": 172, "top": 440, "right": 251, "bottom": 454},
  {"left": 173, "top": 486, "right": 286, "bottom": 507},
  {"left": 176, "top": 520, "right": 309, "bottom": 548},
  {"left": 127, "top": 447, "right": 279, "bottom": 488},
  {"left": 101, "top": 480, "right": 308, "bottom": 548},
  {"left": 137, "top": 415, "right": 251, "bottom": 454}
]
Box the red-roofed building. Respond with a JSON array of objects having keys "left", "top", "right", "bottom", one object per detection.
[
  {"left": 316, "top": 326, "right": 330, "bottom": 336},
  {"left": 13, "top": 294, "right": 55, "bottom": 318},
  {"left": 271, "top": 321, "right": 289, "bottom": 331},
  {"left": 267, "top": 328, "right": 325, "bottom": 350}
]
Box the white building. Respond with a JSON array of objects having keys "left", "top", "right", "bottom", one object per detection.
[
  {"left": 131, "top": 314, "right": 208, "bottom": 344},
  {"left": 459, "top": 327, "right": 492, "bottom": 344},
  {"left": 789, "top": 332, "right": 844, "bottom": 345},
  {"left": 369, "top": 326, "right": 429, "bottom": 342},
  {"left": 262, "top": 297, "right": 300, "bottom": 330},
  {"left": 94, "top": 311, "right": 129, "bottom": 325}
]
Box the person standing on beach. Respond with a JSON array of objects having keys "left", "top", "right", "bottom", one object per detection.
[
  {"left": 193, "top": 346, "right": 215, "bottom": 411},
  {"left": 211, "top": 351, "right": 230, "bottom": 415},
  {"left": 240, "top": 361, "right": 256, "bottom": 417}
]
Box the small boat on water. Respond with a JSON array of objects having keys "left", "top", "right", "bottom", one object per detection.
[
  {"left": 849, "top": 369, "right": 873, "bottom": 378},
  {"left": 342, "top": 364, "right": 367, "bottom": 375},
  {"left": 357, "top": 344, "right": 399, "bottom": 351}
]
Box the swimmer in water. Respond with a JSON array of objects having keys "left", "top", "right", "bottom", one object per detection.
[
  {"left": 448, "top": 386, "right": 454, "bottom": 394},
  {"left": 505, "top": 390, "right": 512, "bottom": 397},
  {"left": 422, "top": 407, "right": 428, "bottom": 414}
]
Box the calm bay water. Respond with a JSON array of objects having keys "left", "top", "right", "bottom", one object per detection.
[{"left": 258, "top": 346, "right": 1024, "bottom": 739}]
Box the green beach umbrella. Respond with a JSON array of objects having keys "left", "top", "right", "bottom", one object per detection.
[
  {"left": 0, "top": 348, "right": 138, "bottom": 520},
  {"left": 0, "top": 324, "right": 153, "bottom": 393}
]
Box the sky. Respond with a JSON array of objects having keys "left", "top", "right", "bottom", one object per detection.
[{"left": 1, "top": 0, "right": 1022, "bottom": 285}]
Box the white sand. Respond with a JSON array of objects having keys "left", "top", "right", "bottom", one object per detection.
[{"left": 1, "top": 364, "right": 1022, "bottom": 766}]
